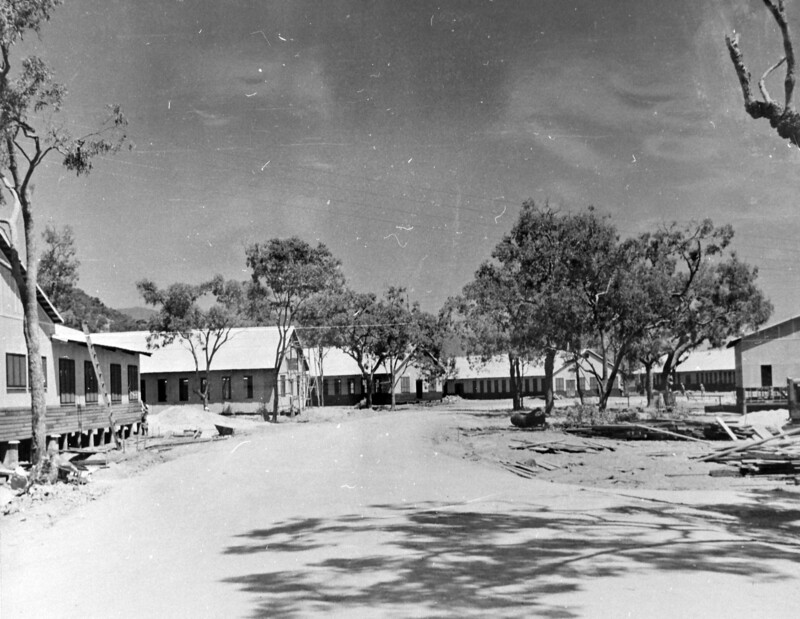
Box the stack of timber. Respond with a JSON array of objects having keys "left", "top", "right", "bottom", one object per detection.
[
  {"left": 565, "top": 419, "right": 753, "bottom": 442},
  {"left": 498, "top": 458, "right": 560, "bottom": 477},
  {"left": 695, "top": 426, "right": 800, "bottom": 476},
  {"left": 510, "top": 437, "right": 614, "bottom": 454}
]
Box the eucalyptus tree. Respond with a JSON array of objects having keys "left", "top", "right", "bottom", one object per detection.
[
  {"left": 246, "top": 237, "right": 344, "bottom": 421},
  {"left": 38, "top": 224, "right": 79, "bottom": 311},
  {"left": 0, "top": 2, "right": 128, "bottom": 464},
  {"left": 640, "top": 221, "right": 772, "bottom": 390},
  {"left": 137, "top": 276, "right": 246, "bottom": 410},
  {"left": 328, "top": 289, "right": 391, "bottom": 408}
]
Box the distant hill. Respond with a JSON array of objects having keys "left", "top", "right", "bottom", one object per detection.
[
  {"left": 56, "top": 289, "right": 149, "bottom": 332},
  {"left": 117, "top": 306, "right": 157, "bottom": 322}
]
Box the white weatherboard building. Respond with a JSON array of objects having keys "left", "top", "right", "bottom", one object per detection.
[{"left": 99, "top": 327, "right": 307, "bottom": 414}]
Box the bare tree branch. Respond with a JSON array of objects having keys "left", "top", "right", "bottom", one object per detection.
[{"left": 726, "top": 2, "right": 800, "bottom": 145}]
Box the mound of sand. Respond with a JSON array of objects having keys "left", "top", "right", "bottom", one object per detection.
[
  {"left": 148, "top": 406, "right": 255, "bottom": 437},
  {"left": 736, "top": 408, "right": 789, "bottom": 430}
]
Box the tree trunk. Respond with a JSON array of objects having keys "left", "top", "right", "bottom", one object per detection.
[
  {"left": 659, "top": 351, "right": 676, "bottom": 394},
  {"left": 365, "top": 375, "right": 373, "bottom": 408},
  {"left": 574, "top": 355, "right": 585, "bottom": 405},
  {"left": 645, "top": 363, "right": 654, "bottom": 407},
  {"left": 597, "top": 347, "right": 627, "bottom": 411},
  {"left": 544, "top": 348, "right": 556, "bottom": 416},
  {"left": 317, "top": 346, "right": 325, "bottom": 407},
  {"left": 271, "top": 367, "right": 280, "bottom": 422},
  {"left": 390, "top": 367, "right": 396, "bottom": 410},
  {"left": 18, "top": 197, "right": 46, "bottom": 465},
  {"left": 509, "top": 354, "right": 522, "bottom": 411}
]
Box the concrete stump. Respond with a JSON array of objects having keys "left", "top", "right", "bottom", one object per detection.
[
  {"left": 47, "top": 435, "right": 60, "bottom": 453},
  {"left": 3, "top": 440, "right": 20, "bottom": 467}
]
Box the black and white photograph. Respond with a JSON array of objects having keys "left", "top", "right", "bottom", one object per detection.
[{"left": 2, "top": 1, "right": 800, "bottom": 617}]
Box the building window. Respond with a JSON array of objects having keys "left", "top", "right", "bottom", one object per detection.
[
  {"left": 59, "top": 358, "right": 76, "bottom": 405},
  {"left": 127, "top": 365, "right": 139, "bottom": 402},
  {"left": 472, "top": 379, "right": 477, "bottom": 393},
  {"left": 110, "top": 364, "right": 122, "bottom": 402},
  {"left": 501, "top": 379, "right": 507, "bottom": 393},
  {"left": 334, "top": 378, "right": 341, "bottom": 395},
  {"left": 157, "top": 379, "right": 168, "bottom": 402},
  {"left": 348, "top": 378, "right": 355, "bottom": 395},
  {"left": 179, "top": 378, "right": 189, "bottom": 402},
  {"left": 494, "top": 379, "right": 499, "bottom": 393},
  {"left": 6, "top": 353, "right": 26, "bottom": 389},
  {"left": 84, "top": 360, "right": 98, "bottom": 404},
  {"left": 279, "top": 375, "right": 286, "bottom": 396},
  {"left": 325, "top": 379, "right": 331, "bottom": 395},
  {"left": 244, "top": 375, "right": 253, "bottom": 399},
  {"left": 401, "top": 376, "right": 411, "bottom": 393},
  {"left": 480, "top": 380, "right": 485, "bottom": 393},
  {"left": 141, "top": 379, "right": 147, "bottom": 403},
  {"left": 555, "top": 377, "right": 565, "bottom": 391},
  {"left": 221, "top": 376, "right": 231, "bottom": 400},
  {"left": 200, "top": 377, "right": 208, "bottom": 399}
]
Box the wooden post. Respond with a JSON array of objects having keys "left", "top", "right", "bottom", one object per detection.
[{"left": 788, "top": 378, "right": 800, "bottom": 425}]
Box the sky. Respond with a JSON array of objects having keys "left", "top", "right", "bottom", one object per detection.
[{"left": 9, "top": 0, "right": 800, "bottom": 322}]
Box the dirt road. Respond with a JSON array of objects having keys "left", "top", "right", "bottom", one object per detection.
[{"left": 3, "top": 408, "right": 800, "bottom": 618}]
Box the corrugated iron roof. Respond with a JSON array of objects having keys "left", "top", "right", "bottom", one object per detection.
[
  {"left": 52, "top": 325, "right": 151, "bottom": 356},
  {"left": 674, "top": 348, "right": 734, "bottom": 372},
  {"left": 107, "top": 326, "right": 297, "bottom": 374}
]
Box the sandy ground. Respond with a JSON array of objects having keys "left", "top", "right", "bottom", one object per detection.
[{"left": 2, "top": 401, "right": 800, "bottom": 618}]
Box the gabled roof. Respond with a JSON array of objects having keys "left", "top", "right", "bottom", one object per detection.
[
  {"left": 675, "top": 348, "right": 734, "bottom": 373},
  {"left": 0, "top": 229, "right": 63, "bottom": 324},
  {"left": 52, "top": 325, "right": 151, "bottom": 356},
  {"left": 634, "top": 348, "right": 735, "bottom": 374},
  {"left": 452, "top": 355, "right": 548, "bottom": 379},
  {"left": 98, "top": 327, "right": 300, "bottom": 374},
  {"left": 306, "top": 347, "right": 364, "bottom": 376},
  {"left": 727, "top": 314, "right": 800, "bottom": 348}
]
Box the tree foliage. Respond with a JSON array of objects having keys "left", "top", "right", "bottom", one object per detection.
[
  {"left": 38, "top": 223, "right": 78, "bottom": 309},
  {"left": 0, "top": 1, "right": 128, "bottom": 465},
  {"left": 246, "top": 237, "right": 344, "bottom": 420},
  {"left": 458, "top": 201, "right": 772, "bottom": 414},
  {"left": 636, "top": 221, "right": 773, "bottom": 387},
  {"left": 137, "top": 276, "right": 245, "bottom": 409}
]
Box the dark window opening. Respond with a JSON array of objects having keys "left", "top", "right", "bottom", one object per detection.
[
  {"left": 179, "top": 378, "right": 189, "bottom": 402},
  {"left": 761, "top": 365, "right": 773, "bottom": 388},
  {"left": 84, "top": 360, "right": 98, "bottom": 404},
  {"left": 127, "top": 365, "right": 139, "bottom": 402},
  {"left": 244, "top": 375, "right": 253, "bottom": 399},
  {"left": 222, "top": 376, "right": 231, "bottom": 400},
  {"left": 6, "top": 353, "right": 26, "bottom": 390},
  {"left": 110, "top": 364, "right": 122, "bottom": 402},
  {"left": 157, "top": 379, "right": 168, "bottom": 402},
  {"left": 59, "top": 358, "right": 76, "bottom": 405}
]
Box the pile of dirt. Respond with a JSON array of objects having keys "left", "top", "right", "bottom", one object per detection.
[
  {"left": 148, "top": 406, "right": 257, "bottom": 438},
  {"left": 737, "top": 408, "right": 788, "bottom": 430}
]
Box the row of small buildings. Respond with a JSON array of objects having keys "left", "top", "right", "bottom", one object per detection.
[{"left": 2, "top": 227, "right": 800, "bottom": 461}]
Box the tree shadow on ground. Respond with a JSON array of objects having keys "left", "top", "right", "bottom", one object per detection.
[{"left": 221, "top": 493, "right": 800, "bottom": 618}]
